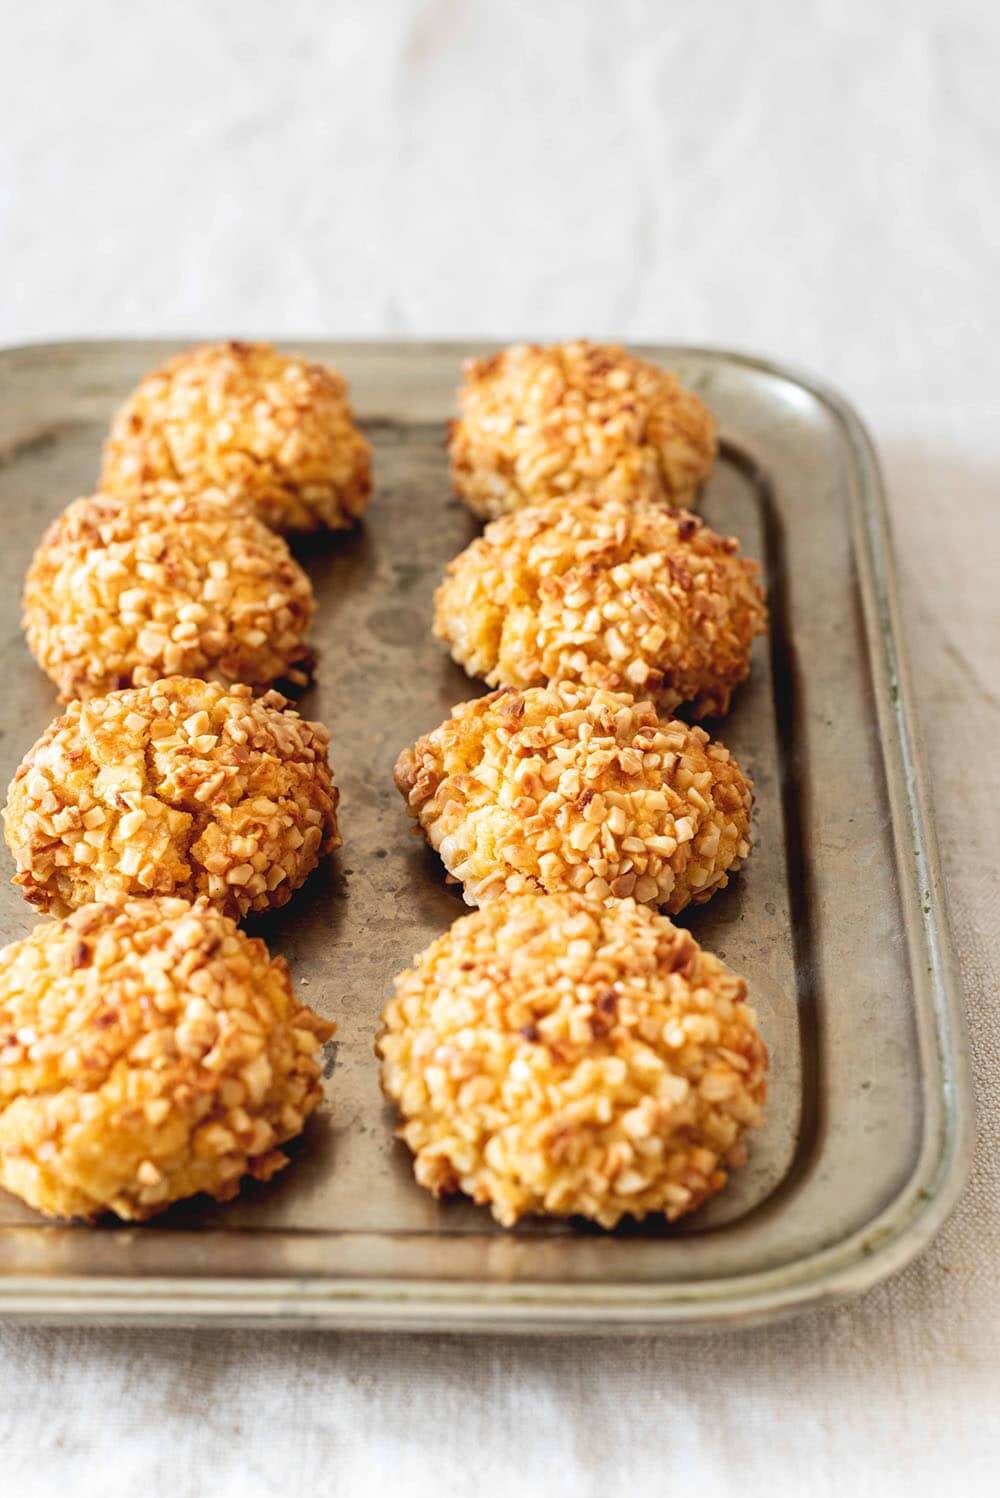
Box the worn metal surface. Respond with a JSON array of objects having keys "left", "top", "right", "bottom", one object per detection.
[{"left": 0, "top": 341, "right": 972, "bottom": 1330}]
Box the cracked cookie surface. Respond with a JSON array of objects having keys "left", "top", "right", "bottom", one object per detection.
[
  {"left": 435, "top": 497, "right": 767, "bottom": 717},
  {"left": 4, "top": 678, "right": 340, "bottom": 919}
]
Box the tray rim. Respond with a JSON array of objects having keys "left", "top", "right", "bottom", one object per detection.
[{"left": 0, "top": 337, "right": 974, "bottom": 1332}]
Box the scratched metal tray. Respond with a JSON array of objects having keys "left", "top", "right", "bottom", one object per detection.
[{"left": 0, "top": 340, "right": 972, "bottom": 1332}]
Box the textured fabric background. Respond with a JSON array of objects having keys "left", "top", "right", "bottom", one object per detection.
[{"left": 1, "top": 3, "right": 998, "bottom": 1493}]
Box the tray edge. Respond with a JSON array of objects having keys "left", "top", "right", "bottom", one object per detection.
[{"left": 0, "top": 340, "right": 975, "bottom": 1332}]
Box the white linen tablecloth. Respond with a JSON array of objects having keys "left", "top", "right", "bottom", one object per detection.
[{"left": 1, "top": 3, "right": 998, "bottom": 1493}]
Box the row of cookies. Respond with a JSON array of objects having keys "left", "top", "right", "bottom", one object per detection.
[
  {"left": 0, "top": 341, "right": 372, "bottom": 1220},
  {"left": 378, "top": 343, "right": 770, "bottom": 1228}
]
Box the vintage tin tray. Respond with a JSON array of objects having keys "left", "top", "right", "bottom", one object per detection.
[{"left": 0, "top": 340, "right": 972, "bottom": 1331}]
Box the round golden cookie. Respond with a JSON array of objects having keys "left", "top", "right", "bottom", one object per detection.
[
  {"left": 4, "top": 678, "right": 340, "bottom": 919},
  {"left": 378, "top": 893, "right": 767, "bottom": 1228},
  {"left": 434, "top": 498, "right": 766, "bottom": 718},
  {"left": 449, "top": 340, "right": 716, "bottom": 520},
  {"left": 23, "top": 487, "right": 314, "bottom": 701},
  {"left": 394, "top": 683, "right": 752, "bottom": 915},
  {"left": 101, "top": 341, "right": 372, "bottom": 534},
  {"left": 0, "top": 896, "right": 334, "bottom": 1221}
]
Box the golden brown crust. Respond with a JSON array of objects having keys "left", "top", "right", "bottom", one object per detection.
[
  {"left": 394, "top": 683, "right": 753, "bottom": 915},
  {"left": 101, "top": 341, "right": 372, "bottom": 534},
  {"left": 449, "top": 341, "right": 716, "bottom": 519},
  {"left": 4, "top": 678, "right": 340, "bottom": 919},
  {"left": 378, "top": 893, "right": 767, "bottom": 1228},
  {"left": 23, "top": 487, "right": 314, "bottom": 701},
  {"left": 0, "top": 895, "right": 334, "bottom": 1221},
  {"left": 434, "top": 498, "right": 767, "bottom": 717}
]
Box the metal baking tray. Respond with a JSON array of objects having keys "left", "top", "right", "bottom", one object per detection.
[{"left": 0, "top": 340, "right": 972, "bottom": 1332}]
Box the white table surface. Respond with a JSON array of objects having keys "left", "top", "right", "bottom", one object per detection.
[{"left": 2, "top": 3, "right": 998, "bottom": 1493}]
